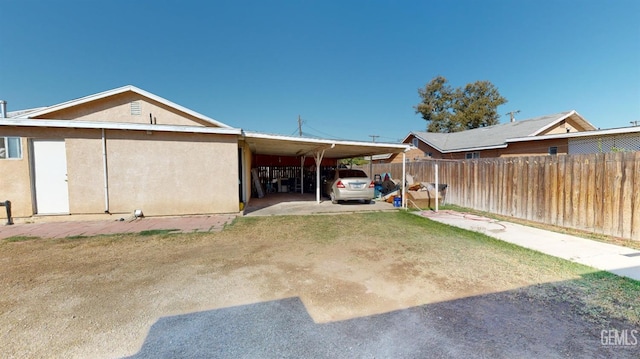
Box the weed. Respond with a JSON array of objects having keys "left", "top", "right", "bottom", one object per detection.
[
  {"left": 138, "top": 229, "right": 179, "bottom": 236},
  {"left": 3, "top": 235, "right": 41, "bottom": 242}
]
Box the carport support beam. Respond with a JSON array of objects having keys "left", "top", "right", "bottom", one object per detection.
[
  {"left": 300, "top": 156, "right": 305, "bottom": 194},
  {"left": 314, "top": 150, "right": 326, "bottom": 204},
  {"left": 402, "top": 151, "right": 406, "bottom": 209}
]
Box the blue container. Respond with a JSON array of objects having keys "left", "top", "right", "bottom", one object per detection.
[
  {"left": 393, "top": 196, "right": 402, "bottom": 208},
  {"left": 374, "top": 184, "right": 383, "bottom": 198}
]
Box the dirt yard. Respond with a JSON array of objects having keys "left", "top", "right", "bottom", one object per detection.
[{"left": 1, "top": 212, "right": 638, "bottom": 358}]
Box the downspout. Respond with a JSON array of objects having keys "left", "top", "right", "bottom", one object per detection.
[{"left": 102, "top": 128, "right": 110, "bottom": 213}]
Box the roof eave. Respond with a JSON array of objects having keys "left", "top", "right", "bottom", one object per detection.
[{"left": 0, "top": 118, "right": 242, "bottom": 135}]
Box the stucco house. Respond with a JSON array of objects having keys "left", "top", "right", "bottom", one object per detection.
[
  {"left": 0, "top": 86, "right": 409, "bottom": 220},
  {"left": 389, "top": 111, "right": 598, "bottom": 163}
]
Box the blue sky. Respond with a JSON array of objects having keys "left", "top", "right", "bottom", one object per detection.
[{"left": 2, "top": 0, "right": 639, "bottom": 142}]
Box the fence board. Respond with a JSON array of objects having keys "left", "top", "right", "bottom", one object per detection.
[
  {"left": 632, "top": 152, "right": 640, "bottom": 240},
  {"left": 585, "top": 156, "right": 595, "bottom": 232},
  {"left": 594, "top": 154, "right": 605, "bottom": 235},
  {"left": 621, "top": 153, "right": 634, "bottom": 239},
  {"left": 548, "top": 156, "right": 558, "bottom": 226}
]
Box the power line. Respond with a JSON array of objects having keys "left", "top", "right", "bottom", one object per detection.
[
  {"left": 505, "top": 110, "right": 521, "bottom": 122},
  {"left": 369, "top": 135, "right": 380, "bottom": 142},
  {"left": 304, "top": 123, "right": 345, "bottom": 140}
]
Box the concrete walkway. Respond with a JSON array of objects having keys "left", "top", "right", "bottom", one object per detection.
[
  {"left": 0, "top": 214, "right": 236, "bottom": 240},
  {"left": 418, "top": 210, "right": 640, "bottom": 282}
]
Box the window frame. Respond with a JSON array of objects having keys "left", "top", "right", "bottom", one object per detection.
[
  {"left": 465, "top": 152, "right": 480, "bottom": 159},
  {"left": 549, "top": 146, "right": 558, "bottom": 155},
  {"left": 0, "top": 136, "right": 22, "bottom": 159}
]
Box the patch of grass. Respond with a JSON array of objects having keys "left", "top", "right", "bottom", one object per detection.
[
  {"left": 65, "top": 235, "right": 89, "bottom": 240},
  {"left": 138, "top": 229, "right": 180, "bottom": 236},
  {"left": 3, "top": 235, "right": 41, "bottom": 243}
]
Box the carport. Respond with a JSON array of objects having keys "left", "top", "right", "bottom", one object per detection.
[{"left": 241, "top": 131, "right": 410, "bottom": 206}]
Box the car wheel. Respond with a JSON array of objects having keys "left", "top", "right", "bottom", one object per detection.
[
  {"left": 364, "top": 199, "right": 371, "bottom": 204},
  {"left": 330, "top": 191, "right": 338, "bottom": 204}
]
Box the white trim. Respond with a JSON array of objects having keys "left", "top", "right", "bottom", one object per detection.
[
  {"left": 531, "top": 110, "right": 575, "bottom": 136},
  {"left": 18, "top": 85, "right": 232, "bottom": 128},
  {"left": 0, "top": 118, "right": 242, "bottom": 135},
  {"left": 242, "top": 131, "right": 410, "bottom": 152},
  {"left": 507, "top": 126, "right": 640, "bottom": 143}
]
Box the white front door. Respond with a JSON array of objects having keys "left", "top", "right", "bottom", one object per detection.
[{"left": 33, "top": 140, "right": 70, "bottom": 214}]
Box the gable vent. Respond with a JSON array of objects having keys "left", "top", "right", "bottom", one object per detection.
[{"left": 130, "top": 101, "right": 141, "bottom": 115}]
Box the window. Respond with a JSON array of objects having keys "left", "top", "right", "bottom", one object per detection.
[
  {"left": 0, "top": 137, "right": 20, "bottom": 159},
  {"left": 465, "top": 152, "right": 480, "bottom": 159},
  {"left": 424, "top": 152, "right": 433, "bottom": 158},
  {"left": 412, "top": 138, "right": 419, "bottom": 148},
  {"left": 0, "top": 137, "right": 22, "bottom": 159},
  {"left": 549, "top": 146, "right": 558, "bottom": 155}
]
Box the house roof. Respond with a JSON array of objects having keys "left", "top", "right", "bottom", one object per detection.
[
  {"left": 3, "top": 85, "right": 410, "bottom": 159},
  {"left": 15, "top": 85, "right": 232, "bottom": 128},
  {"left": 409, "top": 110, "right": 595, "bottom": 153}
]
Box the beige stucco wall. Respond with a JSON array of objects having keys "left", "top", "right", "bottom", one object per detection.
[
  {"left": 0, "top": 137, "right": 33, "bottom": 218},
  {"left": 0, "top": 126, "right": 239, "bottom": 218},
  {"left": 102, "top": 131, "right": 239, "bottom": 216},
  {"left": 37, "top": 92, "right": 220, "bottom": 127}
]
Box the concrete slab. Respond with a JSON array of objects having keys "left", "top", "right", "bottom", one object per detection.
[
  {"left": 417, "top": 210, "right": 640, "bottom": 282},
  {"left": 243, "top": 193, "right": 398, "bottom": 216}
]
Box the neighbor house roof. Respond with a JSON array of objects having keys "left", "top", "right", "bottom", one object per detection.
[
  {"left": 408, "top": 110, "right": 595, "bottom": 153},
  {"left": 13, "top": 85, "right": 232, "bottom": 128}
]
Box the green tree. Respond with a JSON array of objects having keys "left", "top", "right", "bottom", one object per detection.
[{"left": 415, "top": 76, "right": 507, "bottom": 133}]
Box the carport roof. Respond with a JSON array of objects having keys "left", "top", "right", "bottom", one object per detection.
[{"left": 242, "top": 131, "right": 409, "bottom": 159}]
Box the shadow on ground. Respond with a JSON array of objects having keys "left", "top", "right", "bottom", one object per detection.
[{"left": 127, "top": 281, "right": 637, "bottom": 359}]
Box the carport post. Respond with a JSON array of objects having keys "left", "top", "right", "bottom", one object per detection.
[
  {"left": 435, "top": 162, "right": 439, "bottom": 213},
  {"left": 300, "top": 156, "right": 305, "bottom": 194},
  {"left": 314, "top": 150, "right": 326, "bottom": 204},
  {"left": 402, "top": 151, "right": 406, "bottom": 209}
]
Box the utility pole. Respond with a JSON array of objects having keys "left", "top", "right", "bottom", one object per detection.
[
  {"left": 506, "top": 110, "right": 521, "bottom": 122},
  {"left": 298, "top": 115, "right": 303, "bottom": 136},
  {"left": 630, "top": 120, "right": 640, "bottom": 127},
  {"left": 369, "top": 135, "right": 379, "bottom": 142}
]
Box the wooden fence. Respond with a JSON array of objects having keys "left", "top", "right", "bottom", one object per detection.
[{"left": 364, "top": 152, "right": 640, "bottom": 240}]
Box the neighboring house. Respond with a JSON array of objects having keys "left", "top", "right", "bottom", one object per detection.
[
  {"left": 0, "top": 86, "right": 408, "bottom": 220},
  {"left": 388, "top": 111, "right": 598, "bottom": 162}
]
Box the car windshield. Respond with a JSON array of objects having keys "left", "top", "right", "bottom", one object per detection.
[{"left": 338, "top": 170, "right": 367, "bottom": 178}]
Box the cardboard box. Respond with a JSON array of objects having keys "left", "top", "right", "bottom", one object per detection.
[{"left": 407, "top": 189, "right": 442, "bottom": 209}]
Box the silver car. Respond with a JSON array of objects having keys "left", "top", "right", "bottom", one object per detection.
[{"left": 324, "top": 169, "right": 374, "bottom": 204}]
